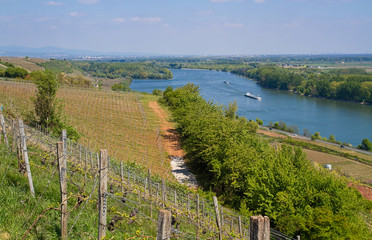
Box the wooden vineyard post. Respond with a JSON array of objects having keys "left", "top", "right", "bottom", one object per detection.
[
  {"left": 0, "top": 114, "right": 9, "bottom": 148},
  {"left": 57, "top": 142, "right": 68, "bottom": 239},
  {"left": 120, "top": 161, "right": 124, "bottom": 193},
  {"left": 213, "top": 196, "right": 223, "bottom": 240},
  {"left": 161, "top": 179, "right": 166, "bottom": 207},
  {"left": 196, "top": 194, "right": 200, "bottom": 238},
  {"left": 98, "top": 149, "right": 108, "bottom": 240},
  {"left": 157, "top": 210, "right": 171, "bottom": 240},
  {"left": 19, "top": 119, "right": 35, "bottom": 197},
  {"left": 238, "top": 216, "right": 242, "bottom": 236},
  {"left": 249, "top": 215, "right": 270, "bottom": 240},
  {"left": 148, "top": 169, "right": 153, "bottom": 218},
  {"left": 12, "top": 120, "right": 16, "bottom": 153},
  {"left": 220, "top": 208, "right": 224, "bottom": 227}
]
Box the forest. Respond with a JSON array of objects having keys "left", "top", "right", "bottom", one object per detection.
[
  {"left": 70, "top": 61, "right": 173, "bottom": 80},
  {"left": 232, "top": 66, "right": 372, "bottom": 104},
  {"left": 160, "top": 84, "right": 372, "bottom": 239}
]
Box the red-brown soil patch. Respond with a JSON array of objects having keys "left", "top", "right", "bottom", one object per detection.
[
  {"left": 348, "top": 183, "right": 372, "bottom": 201},
  {"left": 148, "top": 101, "right": 184, "bottom": 158}
]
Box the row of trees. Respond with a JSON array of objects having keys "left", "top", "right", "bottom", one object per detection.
[
  {"left": 232, "top": 66, "right": 372, "bottom": 103},
  {"left": 71, "top": 61, "right": 173, "bottom": 80},
  {"left": 160, "top": 84, "right": 371, "bottom": 239}
]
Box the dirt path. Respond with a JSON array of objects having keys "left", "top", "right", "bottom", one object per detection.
[
  {"left": 148, "top": 101, "right": 184, "bottom": 158},
  {"left": 148, "top": 101, "right": 198, "bottom": 188}
]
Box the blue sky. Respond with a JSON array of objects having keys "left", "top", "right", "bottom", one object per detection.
[{"left": 0, "top": 0, "right": 371, "bottom": 55}]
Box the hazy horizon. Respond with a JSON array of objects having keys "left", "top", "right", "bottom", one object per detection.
[{"left": 1, "top": 0, "right": 371, "bottom": 55}]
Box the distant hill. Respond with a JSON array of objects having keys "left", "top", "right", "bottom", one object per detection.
[{"left": 0, "top": 46, "right": 151, "bottom": 59}]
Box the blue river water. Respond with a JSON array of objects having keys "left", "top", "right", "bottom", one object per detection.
[{"left": 131, "top": 69, "right": 372, "bottom": 146}]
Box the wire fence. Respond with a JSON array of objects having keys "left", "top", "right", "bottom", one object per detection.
[{"left": 0, "top": 78, "right": 298, "bottom": 240}]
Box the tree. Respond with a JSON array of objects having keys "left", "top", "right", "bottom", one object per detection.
[
  {"left": 303, "top": 129, "right": 311, "bottom": 137},
  {"left": 329, "top": 134, "right": 336, "bottom": 142},
  {"left": 152, "top": 89, "right": 162, "bottom": 96},
  {"left": 224, "top": 101, "right": 238, "bottom": 119},
  {"left": 31, "top": 70, "right": 80, "bottom": 140},
  {"left": 32, "top": 70, "right": 59, "bottom": 127},
  {"left": 358, "top": 138, "right": 372, "bottom": 151}
]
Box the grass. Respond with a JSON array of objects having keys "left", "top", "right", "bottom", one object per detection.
[{"left": 0, "top": 125, "right": 247, "bottom": 239}]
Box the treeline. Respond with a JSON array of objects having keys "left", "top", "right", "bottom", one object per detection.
[
  {"left": 0, "top": 59, "right": 28, "bottom": 79},
  {"left": 233, "top": 66, "right": 372, "bottom": 103},
  {"left": 161, "top": 84, "right": 371, "bottom": 239},
  {"left": 71, "top": 61, "right": 173, "bottom": 80}
]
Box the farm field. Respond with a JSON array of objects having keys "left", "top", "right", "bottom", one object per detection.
[
  {"left": 304, "top": 149, "right": 372, "bottom": 182},
  {"left": 0, "top": 80, "right": 171, "bottom": 179},
  {"left": 0, "top": 56, "right": 46, "bottom": 72}
]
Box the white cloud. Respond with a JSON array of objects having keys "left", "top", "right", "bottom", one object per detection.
[
  {"left": 45, "top": 1, "right": 62, "bottom": 5},
  {"left": 70, "top": 12, "right": 86, "bottom": 17},
  {"left": 113, "top": 18, "right": 126, "bottom": 23},
  {"left": 210, "top": 0, "right": 244, "bottom": 2},
  {"left": 163, "top": 24, "right": 170, "bottom": 28},
  {"left": 77, "top": 0, "right": 99, "bottom": 4},
  {"left": 224, "top": 22, "right": 244, "bottom": 28},
  {"left": 253, "top": 0, "right": 265, "bottom": 3},
  {"left": 130, "top": 17, "right": 162, "bottom": 23}
]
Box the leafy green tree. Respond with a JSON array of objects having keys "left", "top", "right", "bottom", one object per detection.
[
  {"left": 358, "top": 138, "right": 372, "bottom": 151},
  {"left": 31, "top": 70, "right": 79, "bottom": 140},
  {"left": 4, "top": 67, "right": 28, "bottom": 79},
  {"left": 224, "top": 101, "right": 238, "bottom": 119},
  {"left": 152, "top": 89, "right": 162, "bottom": 96},
  {"left": 329, "top": 134, "right": 336, "bottom": 142},
  {"left": 256, "top": 118, "right": 263, "bottom": 125},
  {"left": 32, "top": 70, "right": 59, "bottom": 127}
]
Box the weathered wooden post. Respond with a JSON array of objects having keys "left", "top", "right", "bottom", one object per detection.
[
  {"left": 157, "top": 210, "right": 171, "bottom": 240},
  {"left": 0, "top": 115, "right": 9, "bottom": 147},
  {"left": 161, "top": 179, "right": 166, "bottom": 207},
  {"left": 196, "top": 194, "right": 200, "bottom": 238},
  {"left": 249, "top": 215, "right": 270, "bottom": 240},
  {"left": 238, "top": 216, "right": 242, "bottom": 235},
  {"left": 213, "top": 196, "right": 223, "bottom": 240},
  {"left": 57, "top": 141, "right": 68, "bottom": 239},
  {"left": 19, "top": 119, "right": 35, "bottom": 197},
  {"left": 98, "top": 149, "right": 108, "bottom": 240},
  {"left": 120, "top": 161, "right": 124, "bottom": 193}
]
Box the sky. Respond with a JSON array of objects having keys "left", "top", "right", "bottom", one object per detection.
[{"left": 0, "top": 0, "right": 371, "bottom": 55}]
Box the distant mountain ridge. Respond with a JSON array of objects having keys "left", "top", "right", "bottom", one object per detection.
[{"left": 0, "top": 46, "right": 148, "bottom": 59}]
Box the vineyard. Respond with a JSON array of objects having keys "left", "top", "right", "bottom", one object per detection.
[
  {"left": 0, "top": 79, "right": 298, "bottom": 239},
  {"left": 0, "top": 79, "right": 170, "bottom": 178}
]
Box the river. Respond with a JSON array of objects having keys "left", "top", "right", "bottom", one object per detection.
[{"left": 131, "top": 69, "right": 372, "bottom": 147}]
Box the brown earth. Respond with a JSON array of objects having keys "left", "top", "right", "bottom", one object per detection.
[
  {"left": 148, "top": 101, "right": 184, "bottom": 158},
  {"left": 348, "top": 183, "right": 372, "bottom": 201}
]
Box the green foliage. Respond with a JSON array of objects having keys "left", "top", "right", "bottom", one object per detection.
[
  {"left": 31, "top": 70, "right": 79, "bottom": 140},
  {"left": 0, "top": 66, "right": 28, "bottom": 79},
  {"left": 71, "top": 61, "right": 173, "bottom": 80},
  {"left": 256, "top": 118, "right": 263, "bottom": 125},
  {"left": 236, "top": 65, "right": 372, "bottom": 104},
  {"left": 111, "top": 82, "right": 131, "bottom": 92},
  {"left": 152, "top": 89, "right": 162, "bottom": 96},
  {"left": 161, "top": 84, "right": 372, "bottom": 239},
  {"left": 38, "top": 59, "right": 74, "bottom": 75},
  {"left": 358, "top": 138, "right": 372, "bottom": 152}
]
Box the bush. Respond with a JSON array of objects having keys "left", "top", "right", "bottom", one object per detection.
[{"left": 152, "top": 89, "right": 162, "bottom": 96}]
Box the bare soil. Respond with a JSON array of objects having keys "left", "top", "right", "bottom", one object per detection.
[{"left": 148, "top": 101, "right": 184, "bottom": 158}]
